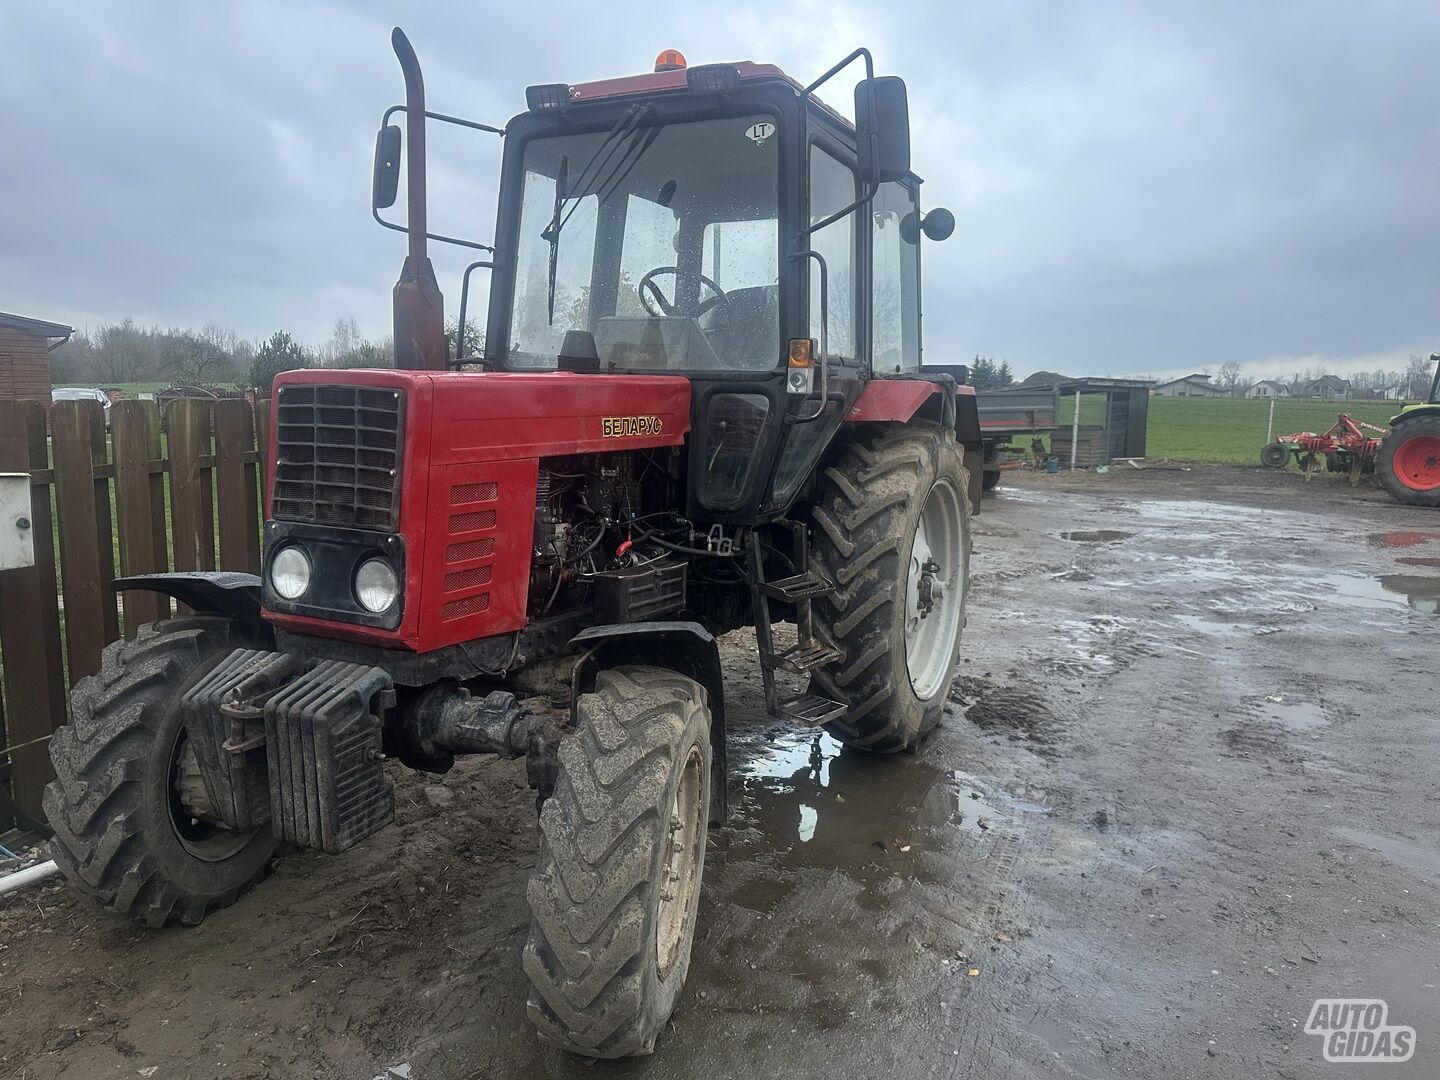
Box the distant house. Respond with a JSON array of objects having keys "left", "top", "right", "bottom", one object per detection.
[
  {"left": 0, "top": 311, "right": 74, "bottom": 406},
  {"left": 1154, "top": 373, "right": 1224, "bottom": 398},
  {"left": 1245, "top": 380, "right": 1289, "bottom": 399},
  {"left": 1304, "top": 374, "right": 1352, "bottom": 401}
]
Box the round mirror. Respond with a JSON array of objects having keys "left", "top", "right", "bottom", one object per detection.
[{"left": 921, "top": 208, "right": 956, "bottom": 242}]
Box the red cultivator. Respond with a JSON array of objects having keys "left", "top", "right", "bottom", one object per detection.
[{"left": 1260, "top": 413, "right": 1389, "bottom": 479}]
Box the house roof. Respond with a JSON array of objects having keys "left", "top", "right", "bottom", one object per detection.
[
  {"left": 1155, "top": 373, "right": 1213, "bottom": 387},
  {"left": 0, "top": 311, "right": 74, "bottom": 338},
  {"left": 1021, "top": 370, "right": 1074, "bottom": 387},
  {"left": 1307, "top": 374, "right": 1352, "bottom": 389},
  {"left": 1251, "top": 379, "right": 1284, "bottom": 389}
]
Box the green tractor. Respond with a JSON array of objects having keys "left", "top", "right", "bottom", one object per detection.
[{"left": 1377, "top": 353, "right": 1440, "bottom": 507}]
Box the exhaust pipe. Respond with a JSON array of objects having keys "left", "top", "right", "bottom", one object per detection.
[{"left": 390, "top": 28, "right": 447, "bottom": 371}]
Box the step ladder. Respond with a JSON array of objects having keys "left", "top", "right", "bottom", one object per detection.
[{"left": 747, "top": 523, "right": 848, "bottom": 727}]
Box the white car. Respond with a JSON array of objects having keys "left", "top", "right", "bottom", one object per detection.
[{"left": 50, "top": 386, "right": 112, "bottom": 426}]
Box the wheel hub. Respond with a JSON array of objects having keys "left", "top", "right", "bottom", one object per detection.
[
  {"left": 174, "top": 743, "right": 215, "bottom": 822},
  {"left": 916, "top": 557, "right": 943, "bottom": 617},
  {"left": 1395, "top": 434, "right": 1440, "bottom": 491},
  {"left": 167, "top": 730, "right": 253, "bottom": 863}
]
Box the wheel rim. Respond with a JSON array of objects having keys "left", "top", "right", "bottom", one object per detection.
[
  {"left": 1394, "top": 434, "right": 1440, "bottom": 491},
  {"left": 904, "top": 477, "right": 966, "bottom": 700},
  {"left": 168, "top": 729, "right": 254, "bottom": 863},
  {"left": 655, "top": 745, "right": 704, "bottom": 981}
]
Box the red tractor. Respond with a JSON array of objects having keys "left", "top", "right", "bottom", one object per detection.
[{"left": 45, "top": 31, "right": 983, "bottom": 1057}]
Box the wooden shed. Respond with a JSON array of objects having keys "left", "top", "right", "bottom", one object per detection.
[{"left": 0, "top": 311, "right": 74, "bottom": 404}]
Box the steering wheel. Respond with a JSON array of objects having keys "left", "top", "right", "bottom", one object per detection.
[{"left": 637, "top": 266, "right": 729, "bottom": 319}]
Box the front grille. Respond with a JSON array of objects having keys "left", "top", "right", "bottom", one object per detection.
[{"left": 273, "top": 385, "right": 403, "bottom": 530}]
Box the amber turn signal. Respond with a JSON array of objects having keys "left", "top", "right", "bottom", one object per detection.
[{"left": 788, "top": 338, "right": 816, "bottom": 367}]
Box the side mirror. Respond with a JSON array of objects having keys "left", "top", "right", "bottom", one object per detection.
[
  {"left": 854, "top": 76, "right": 911, "bottom": 185},
  {"left": 372, "top": 124, "right": 402, "bottom": 210},
  {"left": 921, "top": 207, "right": 955, "bottom": 241}
]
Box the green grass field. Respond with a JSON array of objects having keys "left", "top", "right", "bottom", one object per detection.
[{"left": 1143, "top": 397, "right": 1401, "bottom": 463}]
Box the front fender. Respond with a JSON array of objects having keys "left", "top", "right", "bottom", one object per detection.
[
  {"left": 569, "top": 621, "right": 727, "bottom": 825},
  {"left": 113, "top": 572, "right": 269, "bottom": 638}
]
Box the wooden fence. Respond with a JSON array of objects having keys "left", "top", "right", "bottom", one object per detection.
[{"left": 0, "top": 397, "right": 270, "bottom": 824}]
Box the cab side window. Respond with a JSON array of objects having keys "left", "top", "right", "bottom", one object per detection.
[
  {"left": 872, "top": 181, "right": 921, "bottom": 372},
  {"left": 808, "top": 145, "right": 858, "bottom": 362}
]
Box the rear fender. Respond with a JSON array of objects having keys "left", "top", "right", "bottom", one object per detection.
[
  {"left": 1391, "top": 404, "right": 1440, "bottom": 427},
  {"left": 846, "top": 377, "right": 983, "bottom": 449},
  {"left": 569, "top": 621, "right": 727, "bottom": 825}
]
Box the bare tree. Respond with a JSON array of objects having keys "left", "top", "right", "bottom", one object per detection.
[
  {"left": 1217, "top": 361, "right": 1243, "bottom": 393},
  {"left": 1405, "top": 354, "right": 1435, "bottom": 400}
]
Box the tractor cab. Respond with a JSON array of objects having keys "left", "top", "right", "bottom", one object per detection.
[{"left": 374, "top": 41, "right": 958, "bottom": 522}]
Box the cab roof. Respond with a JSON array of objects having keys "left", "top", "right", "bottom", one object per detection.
[{"left": 562, "top": 61, "right": 853, "bottom": 132}]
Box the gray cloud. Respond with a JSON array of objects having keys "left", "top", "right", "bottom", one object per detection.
[{"left": 3, "top": 0, "right": 1437, "bottom": 377}]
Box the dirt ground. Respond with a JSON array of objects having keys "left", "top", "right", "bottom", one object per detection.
[{"left": 3, "top": 462, "right": 1439, "bottom": 1079}]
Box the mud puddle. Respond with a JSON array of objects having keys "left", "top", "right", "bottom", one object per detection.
[
  {"left": 735, "top": 731, "right": 1042, "bottom": 878},
  {"left": 1333, "top": 827, "right": 1440, "bottom": 885},
  {"left": 1367, "top": 530, "right": 1440, "bottom": 548},
  {"left": 1254, "top": 695, "right": 1327, "bottom": 731},
  {"left": 1319, "top": 571, "right": 1440, "bottom": 614},
  {"left": 1060, "top": 529, "right": 1133, "bottom": 543}
]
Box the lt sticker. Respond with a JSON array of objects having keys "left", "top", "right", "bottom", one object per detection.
[
  {"left": 602, "top": 416, "right": 663, "bottom": 438},
  {"left": 745, "top": 121, "right": 776, "bottom": 146}
]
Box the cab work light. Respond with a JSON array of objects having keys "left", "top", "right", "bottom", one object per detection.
[
  {"left": 526, "top": 83, "right": 571, "bottom": 111},
  {"left": 686, "top": 64, "right": 740, "bottom": 95}
]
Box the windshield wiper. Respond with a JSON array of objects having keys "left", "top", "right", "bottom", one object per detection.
[{"left": 542, "top": 104, "right": 655, "bottom": 324}]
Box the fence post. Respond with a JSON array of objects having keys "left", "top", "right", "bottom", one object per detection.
[
  {"left": 214, "top": 399, "right": 262, "bottom": 573},
  {"left": 1070, "top": 389, "right": 1081, "bottom": 470},
  {"left": 51, "top": 399, "right": 119, "bottom": 680},
  {"left": 111, "top": 400, "right": 169, "bottom": 634},
  {"left": 0, "top": 401, "right": 67, "bottom": 818},
  {"left": 168, "top": 399, "right": 215, "bottom": 574}
]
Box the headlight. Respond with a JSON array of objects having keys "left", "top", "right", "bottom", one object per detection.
[
  {"left": 355, "top": 557, "right": 399, "bottom": 613},
  {"left": 269, "top": 545, "right": 311, "bottom": 600}
]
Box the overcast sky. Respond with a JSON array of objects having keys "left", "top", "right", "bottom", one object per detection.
[{"left": 3, "top": 1, "right": 1438, "bottom": 379}]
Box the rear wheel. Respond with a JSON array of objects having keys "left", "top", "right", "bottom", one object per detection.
[
  {"left": 44, "top": 617, "right": 275, "bottom": 927},
  {"left": 524, "top": 666, "right": 711, "bottom": 1058},
  {"left": 809, "top": 421, "right": 971, "bottom": 753},
  {"left": 1260, "top": 441, "right": 1290, "bottom": 468},
  {"left": 982, "top": 469, "right": 1002, "bottom": 492},
  {"left": 1378, "top": 416, "right": 1440, "bottom": 507}
]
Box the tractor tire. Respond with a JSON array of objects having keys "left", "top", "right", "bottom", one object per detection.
[
  {"left": 809, "top": 420, "right": 971, "bottom": 753},
  {"left": 44, "top": 616, "right": 276, "bottom": 928},
  {"left": 1260, "top": 441, "right": 1290, "bottom": 469},
  {"left": 524, "top": 666, "right": 712, "bottom": 1058},
  {"left": 1378, "top": 416, "right": 1440, "bottom": 507}
]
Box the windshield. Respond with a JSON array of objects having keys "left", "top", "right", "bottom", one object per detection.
[{"left": 508, "top": 114, "right": 780, "bottom": 371}]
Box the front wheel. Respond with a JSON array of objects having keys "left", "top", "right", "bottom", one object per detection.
[
  {"left": 44, "top": 617, "right": 276, "bottom": 927},
  {"left": 809, "top": 421, "right": 971, "bottom": 753},
  {"left": 1377, "top": 416, "right": 1440, "bottom": 507},
  {"left": 524, "top": 666, "right": 712, "bottom": 1058}
]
